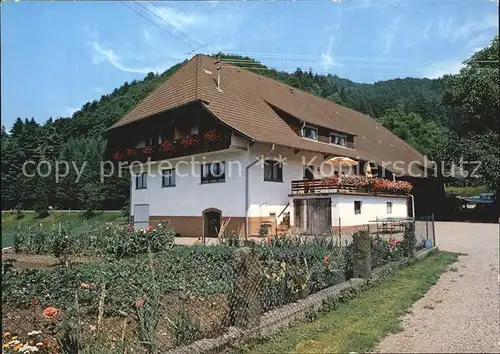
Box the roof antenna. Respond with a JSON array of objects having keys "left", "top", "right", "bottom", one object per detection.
[{"left": 214, "top": 52, "right": 222, "bottom": 92}]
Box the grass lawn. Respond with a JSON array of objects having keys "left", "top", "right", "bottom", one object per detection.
[
  {"left": 445, "top": 185, "right": 489, "bottom": 197},
  {"left": 1, "top": 211, "right": 125, "bottom": 248},
  {"left": 236, "top": 251, "right": 458, "bottom": 354}
]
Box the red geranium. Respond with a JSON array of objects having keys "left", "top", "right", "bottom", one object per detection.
[
  {"left": 323, "top": 255, "right": 329, "bottom": 264},
  {"left": 181, "top": 134, "right": 199, "bottom": 147},
  {"left": 204, "top": 129, "right": 220, "bottom": 142},
  {"left": 161, "top": 140, "right": 174, "bottom": 152},
  {"left": 142, "top": 146, "right": 154, "bottom": 155},
  {"left": 126, "top": 148, "right": 137, "bottom": 156},
  {"left": 113, "top": 151, "right": 123, "bottom": 160}
]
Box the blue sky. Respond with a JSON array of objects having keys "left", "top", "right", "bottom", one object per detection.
[{"left": 1, "top": 0, "right": 498, "bottom": 129}]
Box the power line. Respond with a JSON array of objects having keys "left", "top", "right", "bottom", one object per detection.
[
  {"left": 120, "top": 1, "right": 195, "bottom": 50},
  {"left": 147, "top": 1, "right": 206, "bottom": 51}
]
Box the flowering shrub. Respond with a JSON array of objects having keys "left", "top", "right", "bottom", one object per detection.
[
  {"left": 203, "top": 129, "right": 220, "bottom": 142},
  {"left": 371, "top": 236, "right": 405, "bottom": 268},
  {"left": 180, "top": 134, "right": 199, "bottom": 147}
]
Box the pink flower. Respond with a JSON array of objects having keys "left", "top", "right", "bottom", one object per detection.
[
  {"left": 135, "top": 299, "right": 145, "bottom": 307},
  {"left": 145, "top": 225, "right": 152, "bottom": 232},
  {"left": 80, "top": 282, "right": 90, "bottom": 289},
  {"left": 323, "top": 256, "right": 329, "bottom": 264}
]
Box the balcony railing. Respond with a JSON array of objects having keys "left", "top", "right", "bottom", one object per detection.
[
  {"left": 114, "top": 131, "right": 232, "bottom": 163},
  {"left": 290, "top": 178, "right": 408, "bottom": 196}
]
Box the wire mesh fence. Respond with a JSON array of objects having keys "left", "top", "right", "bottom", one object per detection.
[{"left": 2, "top": 217, "right": 435, "bottom": 353}]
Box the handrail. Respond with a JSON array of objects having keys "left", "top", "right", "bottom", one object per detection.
[{"left": 277, "top": 202, "right": 290, "bottom": 219}]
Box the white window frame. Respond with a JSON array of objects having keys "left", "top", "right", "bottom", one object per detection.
[
  {"left": 329, "top": 132, "right": 347, "bottom": 147},
  {"left": 301, "top": 125, "right": 318, "bottom": 140},
  {"left": 162, "top": 168, "right": 176, "bottom": 187},
  {"left": 135, "top": 172, "right": 147, "bottom": 189}
]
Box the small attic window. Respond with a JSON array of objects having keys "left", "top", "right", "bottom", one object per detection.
[{"left": 302, "top": 125, "right": 318, "bottom": 140}]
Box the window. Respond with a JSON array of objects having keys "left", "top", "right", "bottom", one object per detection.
[
  {"left": 354, "top": 201, "right": 362, "bottom": 215},
  {"left": 135, "top": 172, "right": 147, "bottom": 189},
  {"left": 387, "top": 202, "right": 393, "bottom": 214},
  {"left": 301, "top": 125, "right": 318, "bottom": 140},
  {"left": 330, "top": 133, "right": 347, "bottom": 147},
  {"left": 162, "top": 169, "right": 176, "bottom": 187},
  {"left": 264, "top": 160, "right": 283, "bottom": 182},
  {"left": 201, "top": 162, "right": 225, "bottom": 183},
  {"left": 190, "top": 125, "right": 199, "bottom": 135}
]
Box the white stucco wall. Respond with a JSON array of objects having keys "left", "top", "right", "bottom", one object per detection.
[
  {"left": 246, "top": 144, "right": 332, "bottom": 220},
  {"left": 130, "top": 150, "right": 249, "bottom": 217},
  {"left": 333, "top": 194, "right": 409, "bottom": 226}
]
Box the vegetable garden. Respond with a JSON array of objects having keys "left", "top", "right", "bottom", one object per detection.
[{"left": 2, "top": 222, "right": 420, "bottom": 353}]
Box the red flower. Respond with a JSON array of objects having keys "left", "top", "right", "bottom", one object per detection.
[
  {"left": 267, "top": 236, "right": 272, "bottom": 246},
  {"left": 126, "top": 148, "right": 137, "bottom": 156},
  {"left": 113, "top": 151, "right": 123, "bottom": 160},
  {"left": 80, "top": 282, "right": 90, "bottom": 289},
  {"left": 31, "top": 298, "right": 39, "bottom": 306},
  {"left": 204, "top": 129, "right": 220, "bottom": 142},
  {"left": 323, "top": 256, "right": 329, "bottom": 264},
  {"left": 135, "top": 299, "right": 145, "bottom": 307},
  {"left": 161, "top": 140, "right": 174, "bottom": 152},
  {"left": 43, "top": 307, "right": 59, "bottom": 319},
  {"left": 181, "top": 134, "right": 199, "bottom": 147},
  {"left": 145, "top": 225, "right": 152, "bottom": 232},
  {"left": 142, "top": 146, "right": 154, "bottom": 155}
]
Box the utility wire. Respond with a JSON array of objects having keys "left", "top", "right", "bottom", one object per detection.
[
  {"left": 120, "top": 1, "right": 195, "bottom": 50},
  {"left": 145, "top": 1, "right": 207, "bottom": 51}
]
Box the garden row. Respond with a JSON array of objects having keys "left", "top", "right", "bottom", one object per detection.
[{"left": 12, "top": 222, "right": 176, "bottom": 259}]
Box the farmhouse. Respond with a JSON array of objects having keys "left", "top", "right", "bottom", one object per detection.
[{"left": 106, "top": 54, "right": 443, "bottom": 237}]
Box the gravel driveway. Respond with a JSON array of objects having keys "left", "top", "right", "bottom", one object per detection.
[{"left": 376, "top": 221, "right": 500, "bottom": 353}]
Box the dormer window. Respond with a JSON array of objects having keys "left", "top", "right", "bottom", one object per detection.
[
  {"left": 301, "top": 125, "right": 318, "bottom": 140},
  {"left": 330, "top": 133, "right": 347, "bottom": 147}
]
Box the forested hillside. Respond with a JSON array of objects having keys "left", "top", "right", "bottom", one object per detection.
[{"left": 2, "top": 36, "right": 498, "bottom": 213}]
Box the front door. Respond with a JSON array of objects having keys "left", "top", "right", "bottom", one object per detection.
[
  {"left": 133, "top": 204, "right": 149, "bottom": 230},
  {"left": 204, "top": 210, "right": 221, "bottom": 238}
]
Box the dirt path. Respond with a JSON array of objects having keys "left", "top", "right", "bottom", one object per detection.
[{"left": 376, "top": 222, "right": 500, "bottom": 353}]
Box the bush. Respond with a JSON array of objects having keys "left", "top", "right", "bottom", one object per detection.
[{"left": 371, "top": 236, "right": 405, "bottom": 268}]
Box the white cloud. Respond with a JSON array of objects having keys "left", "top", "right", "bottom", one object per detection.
[
  {"left": 320, "top": 35, "right": 341, "bottom": 70},
  {"left": 419, "top": 59, "right": 463, "bottom": 79},
  {"left": 149, "top": 5, "right": 208, "bottom": 31},
  {"left": 381, "top": 16, "right": 402, "bottom": 55},
  {"left": 90, "top": 40, "right": 176, "bottom": 74}
]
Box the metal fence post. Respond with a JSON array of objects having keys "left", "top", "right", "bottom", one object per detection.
[{"left": 431, "top": 213, "right": 436, "bottom": 247}]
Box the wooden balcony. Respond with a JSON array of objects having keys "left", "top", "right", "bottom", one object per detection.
[
  {"left": 290, "top": 179, "right": 407, "bottom": 196},
  {"left": 114, "top": 131, "right": 233, "bottom": 163}
]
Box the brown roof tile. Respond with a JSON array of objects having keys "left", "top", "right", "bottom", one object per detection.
[{"left": 111, "top": 54, "right": 427, "bottom": 176}]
